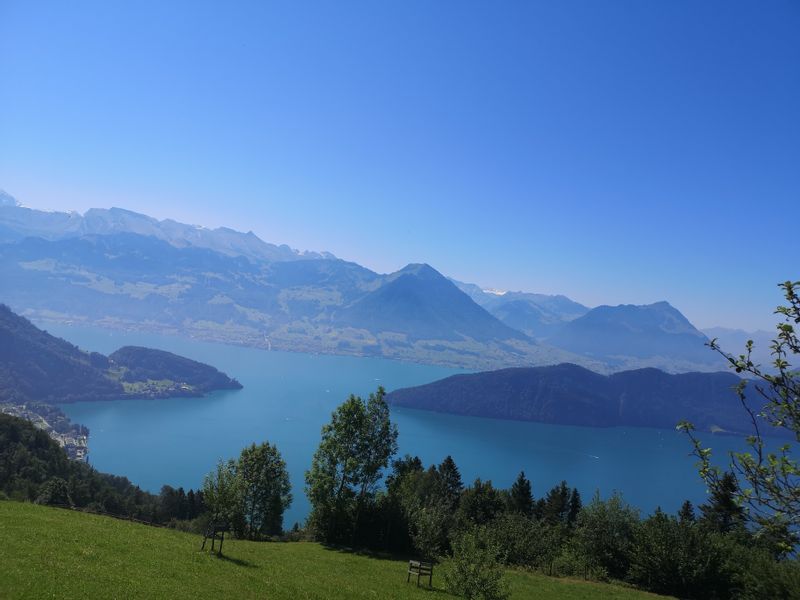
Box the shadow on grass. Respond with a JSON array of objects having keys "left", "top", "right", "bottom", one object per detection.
[
  {"left": 318, "top": 544, "right": 449, "bottom": 596},
  {"left": 200, "top": 551, "right": 256, "bottom": 568}
]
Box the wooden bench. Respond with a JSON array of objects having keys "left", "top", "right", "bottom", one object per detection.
[
  {"left": 201, "top": 521, "right": 230, "bottom": 555},
  {"left": 407, "top": 560, "right": 433, "bottom": 587}
]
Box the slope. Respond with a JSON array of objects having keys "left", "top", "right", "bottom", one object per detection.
[
  {"left": 337, "top": 264, "right": 529, "bottom": 342},
  {"left": 0, "top": 502, "right": 668, "bottom": 600},
  {"left": 546, "top": 302, "right": 721, "bottom": 370}
]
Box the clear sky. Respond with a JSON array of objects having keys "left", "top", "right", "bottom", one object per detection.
[{"left": 1, "top": 1, "right": 798, "bottom": 331}]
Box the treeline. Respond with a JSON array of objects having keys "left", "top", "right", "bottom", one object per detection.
[
  {"left": 0, "top": 413, "right": 205, "bottom": 525},
  {"left": 303, "top": 388, "right": 800, "bottom": 600}
]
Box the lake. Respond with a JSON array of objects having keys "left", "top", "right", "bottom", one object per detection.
[{"left": 46, "top": 324, "right": 744, "bottom": 527}]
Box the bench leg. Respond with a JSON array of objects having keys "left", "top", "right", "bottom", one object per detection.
[{"left": 406, "top": 571, "right": 411, "bottom": 583}]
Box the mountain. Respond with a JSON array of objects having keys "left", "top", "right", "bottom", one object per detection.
[
  {"left": 0, "top": 194, "right": 727, "bottom": 373},
  {"left": 336, "top": 264, "right": 527, "bottom": 342},
  {"left": 546, "top": 302, "right": 722, "bottom": 371},
  {"left": 450, "top": 280, "right": 590, "bottom": 338},
  {"left": 0, "top": 232, "right": 591, "bottom": 370},
  {"left": 388, "top": 363, "right": 755, "bottom": 435},
  {"left": 0, "top": 202, "right": 334, "bottom": 262},
  {"left": 0, "top": 304, "right": 241, "bottom": 404},
  {"left": 702, "top": 327, "right": 776, "bottom": 367}
]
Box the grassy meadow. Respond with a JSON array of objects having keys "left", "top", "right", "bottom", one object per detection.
[{"left": 0, "top": 501, "right": 670, "bottom": 599}]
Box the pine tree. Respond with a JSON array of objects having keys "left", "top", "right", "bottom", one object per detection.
[
  {"left": 567, "top": 487, "right": 582, "bottom": 525},
  {"left": 436, "top": 455, "right": 464, "bottom": 510},
  {"left": 699, "top": 472, "right": 745, "bottom": 534},
  {"left": 678, "top": 499, "right": 695, "bottom": 524},
  {"left": 508, "top": 471, "right": 534, "bottom": 516},
  {"left": 542, "top": 481, "right": 570, "bottom": 524}
]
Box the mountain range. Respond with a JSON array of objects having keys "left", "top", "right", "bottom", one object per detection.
[
  {"left": 387, "top": 363, "right": 760, "bottom": 435},
  {"left": 0, "top": 192, "right": 731, "bottom": 372}
]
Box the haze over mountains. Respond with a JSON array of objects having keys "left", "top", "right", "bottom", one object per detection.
[{"left": 0, "top": 193, "right": 734, "bottom": 373}]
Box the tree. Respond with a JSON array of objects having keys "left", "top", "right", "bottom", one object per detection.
[
  {"left": 679, "top": 280, "right": 800, "bottom": 543},
  {"left": 678, "top": 499, "right": 696, "bottom": 524},
  {"left": 699, "top": 472, "right": 745, "bottom": 534},
  {"left": 507, "top": 471, "right": 534, "bottom": 516},
  {"left": 202, "top": 459, "right": 241, "bottom": 525},
  {"left": 573, "top": 491, "right": 639, "bottom": 580},
  {"left": 456, "top": 479, "right": 504, "bottom": 529},
  {"left": 436, "top": 455, "right": 464, "bottom": 509},
  {"left": 567, "top": 488, "right": 582, "bottom": 526},
  {"left": 305, "top": 387, "right": 398, "bottom": 544},
  {"left": 542, "top": 481, "right": 570, "bottom": 524},
  {"left": 238, "top": 441, "right": 292, "bottom": 537}
]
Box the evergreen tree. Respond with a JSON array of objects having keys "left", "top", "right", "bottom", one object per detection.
[
  {"left": 507, "top": 471, "right": 534, "bottom": 516},
  {"left": 567, "top": 487, "right": 582, "bottom": 525},
  {"left": 542, "top": 481, "right": 570, "bottom": 524},
  {"left": 678, "top": 499, "right": 696, "bottom": 524},
  {"left": 436, "top": 455, "right": 464, "bottom": 509},
  {"left": 699, "top": 472, "right": 745, "bottom": 534}
]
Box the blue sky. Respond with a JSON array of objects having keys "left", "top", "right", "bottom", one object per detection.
[{"left": 1, "top": 1, "right": 798, "bottom": 331}]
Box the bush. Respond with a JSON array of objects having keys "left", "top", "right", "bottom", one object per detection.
[
  {"left": 440, "top": 527, "right": 509, "bottom": 600},
  {"left": 35, "top": 477, "right": 72, "bottom": 506}
]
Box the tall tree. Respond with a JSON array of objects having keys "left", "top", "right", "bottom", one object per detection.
[
  {"left": 456, "top": 478, "right": 504, "bottom": 528},
  {"left": 678, "top": 499, "right": 696, "bottom": 524},
  {"left": 436, "top": 455, "right": 464, "bottom": 509},
  {"left": 567, "top": 487, "right": 582, "bottom": 526},
  {"left": 202, "top": 459, "right": 241, "bottom": 525},
  {"left": 305, "top": 387, "right": 398, "bottom": 543},
  {"left": 542, "top": 481, "right": 570, "bottom": 524},
  {"left": 238, "top": 441, "right": 292, "bottom": 537},
  {"left": 507, "top": 471, "right": 534, "bottom": 516},
  {"left": 699, "top": 472, "right": 745, "bottom": 534}
]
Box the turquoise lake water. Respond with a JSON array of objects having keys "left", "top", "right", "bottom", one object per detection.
[{"left": 48, "top": 324, "right": 745, "bottom": 528}]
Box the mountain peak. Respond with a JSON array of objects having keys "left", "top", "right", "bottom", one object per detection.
[{"left": 0, "top": 190, "right": 20, "bottom": 207}]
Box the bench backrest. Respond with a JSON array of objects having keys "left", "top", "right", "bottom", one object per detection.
[{"left": 409, "top": 560, "right": 433, "bottom": 573}]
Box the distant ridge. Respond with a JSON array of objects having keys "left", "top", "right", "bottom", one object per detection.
[
  {"left": 388, "top": 363, "right": 759, "bottom": 435},
  {"left": 0, "top": 202, "right": 334, "bottom": 263},
  {"left": 546, "top": 301, "right": 720, "bottom": 369},
  {"left": 0, "top": 192, "right": 728, "bottom": 373}
]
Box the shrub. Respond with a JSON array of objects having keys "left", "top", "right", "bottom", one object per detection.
[{"left": 440, "top": 527, "right": 509, "bottom": 600}]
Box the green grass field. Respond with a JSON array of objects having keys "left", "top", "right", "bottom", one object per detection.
[{"left": 0, "top": 501, "right": 670, "bottom": 599}]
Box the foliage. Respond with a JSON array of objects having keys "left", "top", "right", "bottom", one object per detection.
[
  {"left": 440, "top": 527, "right": 509, "bottom": 600},
  {"left": 572, "top": 492, "right": 639, "bottom": 580},
  {"left": 202, "top": 459, "right": 242, "bottom": 525},
  {"left": 680, "top": 280, "right": 800, "bottom": 545},
  {"left": 238, "top": 441, "right": 292, "bottom": 537},
  {"left": 628, "top": 509, "right": 726, "bottom": 598},
  {"left": 456, "top": 479, "right": 505, "bottom": 529},
  {"left": 507, "top": 471, "right": 534, "bottom": 516},
  {"left": 305, "top": 387, "right": 398, "bottom": 544},
  {"left": 35, "top": 477, "right": 72, "bottom": 506},
  {"left": 109, "top": 346, "right": 241, "bottom": 392}
]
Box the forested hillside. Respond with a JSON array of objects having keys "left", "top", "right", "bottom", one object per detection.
[{"left": 0, "top": 304, "right": 240, "bottom": 404}]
